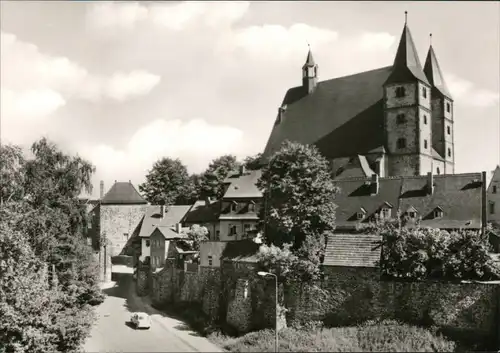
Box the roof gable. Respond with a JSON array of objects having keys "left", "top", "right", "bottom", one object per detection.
[
  {"left": 101, "top": 181, "right": 147, "bottom": 205},
  {"left": 138, "top": 205, "right": 191, "bottom": 238},
  {"left": 385, "top": 24, "right": 429, "bottom": 85},
  {"left": 423, "top": 45, "right": 453, "bottom": 98},
  {"left": 183, "top": 199, "right": 221, "bottom": 224},
  {"left": 223, "top": 170, "right": 263, "bottom": 198}
]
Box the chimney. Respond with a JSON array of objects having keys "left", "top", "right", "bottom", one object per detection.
[
  {"left": 371, "top": 174, "right": 379, "bottom": 195},
  {"left": 160, "top": 204, "right": 165, "bottom": 219},
  {"left": 481, "top": 171, "right": 487, "bottom": 236},
  {"left": 240, "top": 165, "right": 246, "bottom": 176},
  {"left": 100, "top": 181, "right": 104, "bottom": 199},
  {"left": 176, "top": 223, "right": 182, "bottom": 234},
  {"left": 427, "top": 172, "right": 434, "bottom": 195}
]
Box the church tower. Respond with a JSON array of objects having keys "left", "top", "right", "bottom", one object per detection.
[
  {"left": 383, "top": 13, "right": 433, "bottom": 176},
  {"left": 424, "top": 34, "right": 455, "bottom": 174},
  {"left": 302, "top": 47, "right": 318, "bottom": 94}
]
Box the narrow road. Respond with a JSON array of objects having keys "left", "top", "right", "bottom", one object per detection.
[{"left": 83, "top": 273, "right": 222, "bottom": 352}]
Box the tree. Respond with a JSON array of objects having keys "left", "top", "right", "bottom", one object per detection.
[
  {"left": 186, "top": 224, "right": 209, "bottom": 251},
  {"left": 243, "top": 153, "right": 263, "bottom": 170},
  {"left": 0, "top": 144, "right": 25, "bottom": 205},
  {"left": 199, "top": 155, "right": 240, "bottom": 199},
  {"left": 256, "top": 141, "right": 338, "bottom": 281},
  {"left": 139, "top": 157, "right": 193, "bottom": 205}
]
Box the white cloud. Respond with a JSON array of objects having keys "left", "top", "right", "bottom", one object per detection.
[
  {"left": 86, "top": 2, "right": 149, "bottom": 30},
  {"left": 446, "top": 73, "right": 499, "bottom": 107},
  {"left": 0, "top": 31, "right": 161, "bottom": 143},
  {"left": 218, "top": 23, "right": 339, "bottom": 59},
  {"left": 86, "top": 1, "right": 250, "bottom": 32},
  {"left": 357, "top": 32, "right": 395, "bottom": 51},
  {"left": 82, "top": 118, "right": 247, "bottom": 192}
]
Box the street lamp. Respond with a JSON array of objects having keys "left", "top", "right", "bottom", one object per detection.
[{"left": 257, "top": 271, "right": 279, "bottom": 353}]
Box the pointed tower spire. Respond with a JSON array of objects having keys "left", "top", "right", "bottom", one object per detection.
[
  {"left": 385, "top": 12, "right": 429, "bottom": 85},
  {"left": 302, "top": 45, "right": 318, "bottom": 94},
  {"left": 424, "top": 35, "right": 452, "bottom": 98}
]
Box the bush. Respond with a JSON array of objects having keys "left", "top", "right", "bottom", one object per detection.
[{"left": 208, "top": 321, "right": 457, "bottom": 352}]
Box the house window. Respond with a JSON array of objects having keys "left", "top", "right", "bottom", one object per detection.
[
  {"left": 356, "top": 212, "right": 364, "bottom": 220},
  {"left": 124, "top": 233, "right": 129, "bottom": 239},
  {"left": 208, "top": 256, "right": 213, "bottom": 267},
  {"left": 434, "top": 209, "right": 444, "bottom": 218},
  {"left": 87, "top": 220, "right": 92, "bottom": 229},
  {"left": 490, "top": 202, "right": 496, "bottom": 215},
  {"left": 422, "top": 87, "right": 427, "bottom": 98},
  {"left": 230, "top": 202, "right": 237, "bottom": 212},
  {"left": 380, "top": 208, "right": 391, "bottom": 219},
  {"left": 396, "top": 138, "right": 406, "bottom": 149},
  {"left": 244, "top": 224, "right": 250, "bottom": 232},
  {"left": 408, "top": 211, "right": 416, "bottom": 218},
  {"left": 436, "top": 167, "right": 441, "bottom": 175},
  {"left": 229, "top": 225, "right": 237, "bottom": 236},
  {"left": 396, "top": 114, "right": 406, "bottom": 124},
  {"left": 248, "top": 202, "right": 255, "bottom": 212},
  {"left": 447, "top": 148, "right": 451, "bottom": 157},
  {"left": 447, "top": 126, "right": 451, "bottom": 135},
  {"left": 424, "top": 140, "right": 428, "bottom": 149},
  {"left": 216, "top": 230, "right": 220, "bottom": 240},
  {"left": 446, "top": 102, "right": 451, "bottom": 113},
  {"left": 395, "top": 86, "right": 406, "bottom": 97},
  {"left": 493, "top": 185, "right": 497, "bottom": 194},
  {"left": 423, "top": 115, "right": 427, "bottom": 125}
]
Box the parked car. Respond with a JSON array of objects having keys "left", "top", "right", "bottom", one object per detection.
[{"left": 130, "top": 312, "right": 151, "bottom": 329}]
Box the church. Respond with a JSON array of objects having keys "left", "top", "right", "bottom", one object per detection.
[{"left": 261, "top": 16, "right": 455, "bottom": 179}]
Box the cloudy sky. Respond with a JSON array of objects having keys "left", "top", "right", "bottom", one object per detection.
[{"left": 1, "top": 1, "right": 499, "bottom": 198}]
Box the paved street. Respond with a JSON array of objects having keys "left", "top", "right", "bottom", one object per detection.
[{"left": 83, "top": 273, "right": 222, "bottom": 352}]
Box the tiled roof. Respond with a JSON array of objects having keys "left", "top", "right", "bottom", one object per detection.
[
  {"left": 219, "top": 214, "right": 259, "bottom": 220},
  {"left": 138, "top": 205, "right": 191, "bottom": 238},
  {"left": 385, "top": 24, "right": 430, "bottom": 86},
  {"left": 261, "top": 66, "right": 392, "bottom": 162},
  {"left": 424, "top": 45, "right": 452, "bottom": 98},
  {"left": 324, "top": 234, "right": 382, "bottom": 267},
  {"left": 183, "top": 199, "right": 221, "bottom": 224},
  {"left": 221, "top": 239, "right": 261, "bottom": 263},
  {"left": 156, "top": 225, "right": 188, "bottom": 239},
  {"left": 334, "top": 172, "right": 484, "bottom": 230},
  {"left": 101, "top": 181, "right": 148, "bottom": 205},
  {"left": 223, "top": 170, "right": 263, "bottom": 198}
]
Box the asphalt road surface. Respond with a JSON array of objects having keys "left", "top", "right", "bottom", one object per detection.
[{"left": 83, "top": 273, "right": 222, "bottom": 352}]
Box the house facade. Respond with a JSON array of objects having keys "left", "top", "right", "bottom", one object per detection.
[{"left": 488, "top": 166, "right": 500, "bottom": 226}]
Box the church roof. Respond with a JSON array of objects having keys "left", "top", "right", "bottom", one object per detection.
[
  {"left": 424, "top": 45, "right": 453, "bottom": 99},
  {"left": 385, "top": 24, "right": 429, "bottom": 86},
  {"left": 262, "top": 66, "right": 392, "bottom": 162},
  {"left": 302, "top": 49, "right": 316, "bottom": 68},
  {"left": 101, "top": 181, "right": 148, "bottom": 205}
]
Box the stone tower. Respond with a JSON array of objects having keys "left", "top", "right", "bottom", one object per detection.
[
  {"left": 383, "top": 15, "right": 433, "bottom": 176},
  {"left": 424, "top": 35, "right": 455, "bottom": 175},
  {"left": 302, "top": 47, "right": 318, "bottom": 94}
]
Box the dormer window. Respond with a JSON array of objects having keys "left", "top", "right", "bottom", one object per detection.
[
  {"left": 405, "top": 206, "right": 418, "bottom": 219},
  {"left": 357, "top": 207, "right": 367, "bottom": 220},
  {"left": 230, "top": 201, "right": 238, "bottom": 212},
  {"left": 395, "top": 86, "right": 406, "bottom": 98},
  {"left": 433, "top": 207, "right": 444, "bottom": 219},
  {"left": 380, "top": 208, "right": 391, "bottom": 219},
  {"left": 248, "top": 201, "right": 255, "bottom": 212}
]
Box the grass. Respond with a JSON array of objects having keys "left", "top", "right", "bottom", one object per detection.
[{"left": 208, "top": 320, "right": 458, "bottom": 352}]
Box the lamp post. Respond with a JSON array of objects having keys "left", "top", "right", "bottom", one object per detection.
[{"left": 258, "top": 271, "right": 279, "bottom": 353}]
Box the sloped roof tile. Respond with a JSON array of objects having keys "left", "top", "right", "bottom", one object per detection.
[
  {"left": 138, "top": 205, "right": 191, "bottom": 238},
  {"left": 101, "top": 181, "right": 147, "bottom": 205},
  {"left": 324, "top": 234, "right": 382, "bottom": 267},
  {"left": 223, "top": 170, "right": 263, "bottom": 198}
]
